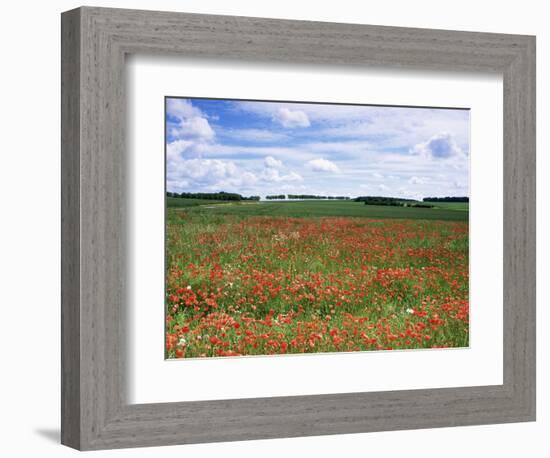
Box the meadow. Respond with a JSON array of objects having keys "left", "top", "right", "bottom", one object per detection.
[
  {"left": 166, "top": 197, "right": 233, "bottom": 208},
  {"left": 165, "top": 199, "right": 469, "bottom": 358},
  {"left": 168, "top": 198, "right": 468, "bottom": 221}
]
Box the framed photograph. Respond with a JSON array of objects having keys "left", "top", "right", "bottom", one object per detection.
[
  {"left": 163, "top": 97, "right": 471, "bottom": 360},
  {"left": 61, "top": 6, "right": 536, "bottom": 450}
]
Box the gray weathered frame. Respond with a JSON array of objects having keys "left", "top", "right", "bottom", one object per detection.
[{"left": 61, "top": 6, "right": 536, "bottom": 451}]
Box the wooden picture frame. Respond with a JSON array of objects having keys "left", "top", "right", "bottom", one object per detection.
[{"left": 61, "top": 6, "right": 536, "bottom": 450}]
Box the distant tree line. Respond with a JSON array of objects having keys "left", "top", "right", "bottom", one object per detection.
[
  {"left": 423, "top": 196, "right": 469, "bottom": 202},
  {"left": 287, "top": 194, "right": 351, "bottom": 200},
  {"left": 166, "top": 191, "right": 468, "bottom": 205},
  {"left": 408, "top": 203, "right": 434, "bottom": 208},
  {"left": 167, "top": 191, "right": 260, "bottom": 201},
  {"left": 354, "top": 196, "right": 435, "bottom": 208},
  {"left": 355, "top": 196, "right": 413, "bottom": 206},
  {"left": 355, "top": 196, "right": 417, "bottom": 203}
]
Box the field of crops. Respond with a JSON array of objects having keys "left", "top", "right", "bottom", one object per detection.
[
  {"left": 168, "top": 198, "right": 469, "bottom": 221},
  {"left": 166, "top": 197, "right": 234, "bottom": 208},
  {"left": 166, "top": 201, "right": 469, "bottom": 358}
]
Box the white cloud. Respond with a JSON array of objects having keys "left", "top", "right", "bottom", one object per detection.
[
  {"left": 284, "top": 171, "right": 303, "bottom": 182},
  {"left": 225, "top": 128, "right": 287, "bottom": 142},
  {"left": 166, "top": 98, "right": 203, "bottom": 119},
  {"left": 167, "top": 98, "right": 215, "bottom": 143},
  {"left": 273, "top": 108, "right": 310, "bottom": 128},
  {"left": 167, "top": 158, "right": 259, "bottom": 191},
  {"left": 264, "top": 156, "right": 283, "bottom": 168},
  {"left": 261, "top": 155, "right": 301, "bottom": 183},
  {"left": 397, "top": 188, "right": 423, "bottom": 200},
  {"left": 307, "top": 158, "right": 340, "bottom": 173},
  {"left": 167, "top": 179, "right": 190, "bottom": 190},
  {"left": 176, "top": 116, "right": 215, "bottom": 141},
  {"left": 411, "top": 132, "right": 463, "bottom": 159},
  {"left": 408, "top": 176, "right": 427, "bottom": 185},
  {"left": 176, "top": 159, "right": 237, "bottom": 181},
  {"left": 235, "top": 101, "right": 469, "bottom": 153},
  {"left": 167, "top": 154, "right": 302, "bottom": 194},
  {"left": 166, "top": 139, "right": 193, "bottom": 161},
  {"left": 166, "top": 99, "right": 469, "bottom": 198},
  {"left": 261, "top": 168, "right": 303, "bottom": 183}
]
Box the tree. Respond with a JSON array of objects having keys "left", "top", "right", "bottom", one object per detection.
[{"left": 423, "top": 196, "right": 469, "bottom": 203}]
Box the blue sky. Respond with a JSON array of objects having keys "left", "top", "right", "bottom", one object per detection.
[{"left": 166, "top": 97, "right": 470, "bottom": 200}]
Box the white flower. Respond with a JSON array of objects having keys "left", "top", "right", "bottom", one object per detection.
[
  {"left": 406, "top": 308, "right": 414, "bottom": 314},
  {"left": 178, "top": 337, "right": 187, "bottom": 346},
  {"left": 186, "top": 285, "right": 192, "bottom": 290}
]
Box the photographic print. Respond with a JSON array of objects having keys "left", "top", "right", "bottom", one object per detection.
[{"left": 165, "top": 97, "right": 470, "bottom": 359}]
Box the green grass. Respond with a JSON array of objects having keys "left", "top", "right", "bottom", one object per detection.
[
  {"left": 166, "top": 197, "right": 234, "bottom": 208},
  {"left": 175, "top": 199, "right": 468, "bottom": 222},
  {"left": 427, "top": 202, "right": 469, "bottom": 211},
  {"left": 166, "top": 210, "right": 469, "bottom": 357}
]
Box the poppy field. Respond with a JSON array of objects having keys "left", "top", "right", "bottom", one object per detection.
[{"left": 165, "top": 202, "right": 469, "bottom": 359}]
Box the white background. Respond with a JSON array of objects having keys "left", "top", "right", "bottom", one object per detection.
[
  {"left": 129, "top": 58, "right": 503, "bottom": 403},
  {"left": 0, "top": 0, "right": 546, "bottom": 457}
]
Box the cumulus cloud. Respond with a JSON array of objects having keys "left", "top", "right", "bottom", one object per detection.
[
  {"left": 172, "top": 158, "right": 236, "bottom": 181},
  {"left": 235, "top": 100, "right": 469, "bottom": 154},
  {"left": 261, "top": 168, "right": 303, "bottom": 183},
  {"left": 273, "top": 108, "right": 310, "bottom": 128},
  {"left": 165, "top": 98, "right": 469, "bottom": 198},
  {"left": 397, "top": 188, "right": 423, "bottom": 200},
  {"left": 167, "top": 155, "right": 302, "bottom": 193},
  {"left": 411, "top": 132, "right": 463, "bottom": 159},
  {"left": 307, "top": 158, "right": 340, "bottom": 173},
  {"left": 261, "top": 155, "right": 302, "bottom": 183},
  {"left": 225, "top": 128, "right": 287, "bottom": 142},
  {"left": 167, "top": 98, "right": 215, "bottom": 142},
  {"left": 408, "top": 176, "right": 427, "bottom": 185},
  {"left": 166, "top": 99, "right": 220, "bottom": 191},
  {"left": 283, "top": 171, "right": 303, "bottom": 182},
  {"left": 167, "top": 158, "right": 259, "bottom": 192},
  {"left": 177, "top": 116, "right": 215, "bottom": 140},
  {"left": 264, "top": 156, "right": 283, "bottom": 168},
  {"left": 166, "top": 179, "right": 190, "bottom": 190},
  {"left": 166, "top": 98, "right": 203, "bottom": 119},
  {"left": 166, "top": 139, "right": 193, "bottom": 161}
]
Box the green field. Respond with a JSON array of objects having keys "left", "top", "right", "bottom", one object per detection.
[
  {"left": 426, "top": 202, "right": 469, "bottom": 211},
  {"left": 168, "top": 198, "right": 469, "bottom": 222},
  {"left": 166, "top": 202, "right": 469, "bottom": 358},
  {"left": 166, "top": 197, "right": 235, "bottom": 208}
]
